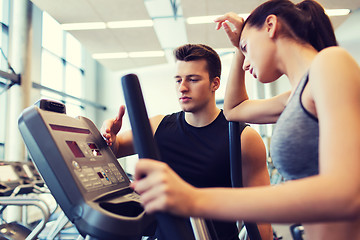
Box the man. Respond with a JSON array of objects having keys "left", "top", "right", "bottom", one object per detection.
[{"left": 101, "top": 44, "right": 272, "bottom": 240}]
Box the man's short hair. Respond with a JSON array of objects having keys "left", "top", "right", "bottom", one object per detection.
[{"left": 173, "top": 44, "right": 221, "bottom": 80}]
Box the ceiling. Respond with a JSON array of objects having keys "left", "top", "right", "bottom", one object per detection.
[{"left": 30, "top": 0, "right": 360, "bottom": 71}]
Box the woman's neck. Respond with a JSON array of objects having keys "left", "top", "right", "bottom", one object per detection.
[{"left": 275, "top": 39, "right": 318, "bottom": 89}]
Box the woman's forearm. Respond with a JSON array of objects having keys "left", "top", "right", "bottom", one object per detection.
[
  {"left": 223, "top": 48, "right": 248, "bottom": 120},
  {"left": 193, "top": 174, "right": 358, "bottom": 223}
]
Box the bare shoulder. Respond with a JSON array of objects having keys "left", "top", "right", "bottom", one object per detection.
[
  {"left": 308, "top": 46, "right": 360, "bottom": 123},
  {"left": 241, "top": 126, "right": 266, "bottom": 154},
  {"left": 150, "top": 114, "right": 165, "bottom": 123},
  {"left": 315, "top": 46, "right": 351, "bottom": 59},
  {"left": 149, "top": 115, "right": 165, "bottom": 132},
  {"left": 311, "top": 47, "right": 358, "bottom": 73},
  {"left": 240, "top": 126, "right": 268, "bottom": 184},
  {"left": 309, "top": 47, "right": 360, "bottom": 92},
  {"left": 241, "top": 126, "right": 261, "bottom": 140}
]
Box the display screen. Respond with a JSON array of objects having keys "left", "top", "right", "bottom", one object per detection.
[
  {"left": 88, "top": 143, "right": 102, "bottom": 156},
  {"left": 88, "top": 143, "right": 97, "bottom": 149},
  {"left": 66, "top": 141, "right": 85, "bottom": 158},
  {"left": 50, "top": 124, "right": 90, "bottom": 134},
  {"left": 91, "top": 149, "right": 102, "bottom": 156}
]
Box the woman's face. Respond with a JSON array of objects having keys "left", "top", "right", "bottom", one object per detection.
[{"left": 240, "top": 24, "right": 282, "bottom": 83}]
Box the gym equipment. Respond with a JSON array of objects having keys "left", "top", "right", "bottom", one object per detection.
[
  {"left": 0, "top": 161, "right": 50, "bottom": 240},
  {"left": 0, "top": 195, "right": 50, "bottom": 240},
  {"left": 0, "top": 161, "right": 44, "bottom": 197},
  {"left": 0, "top": 162, "right": 22, "bottom": 196},
  {"left": 121, "top": 73, "right": 213, "bottom": 240},
  {"left": 290, "top": 223, "right": 304, "bottom": 240},
  {"left": 18, "top": 99, "right": 156, "bottom": 240},
  {"left": 229, "top": 122, "right": 262, "bottom": 240}
]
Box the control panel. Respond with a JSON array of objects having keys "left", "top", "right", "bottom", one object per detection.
[{"left": 18, "top": 101, "right": 155, "bottom": 239}]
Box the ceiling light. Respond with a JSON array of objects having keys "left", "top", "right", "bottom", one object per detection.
[
  {"left": 186, "top": 15, "right": 219, "bottom": 25},
  {"left": 92, "top": 52, "right": 129, "bottom": 59},
  {"left": 215, "top": 48, "right": 236, "bottom": 54},
  {"left": 325, "top": 9, "right": 351, "bottom": 16},
  {"left": 186, "top": 14, "right": 249, "bottom": 25},
  {"left": 129, "top": 51, "right": 165, "bottom": 58},
  {"left": 107, "top": 20, "right": 154, "bottom": 29},
  {"left": 61, "top": 22, "right": 106, "bottom": 31},
  {"left": 92, "top": 51, "right": 165, "bottom": 59},
  {"left": 186, "top": 9, "right": 350, "bottom": 25}
]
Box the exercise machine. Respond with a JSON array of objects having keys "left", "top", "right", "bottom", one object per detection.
[
  {"left": 18, "top": 94, "right": 213, "bottom": 240},
  {"left": 121, "top": 73, "right": 214, "bottom": 240},
  {"left": 229, "top": 122, "right": 262, "bottom": 240},
  {"left": 0, "top": 161, "right": 50, "bottom": 240},
  {"left": 18, "top": 99, "right": 156, "bottom": 240},
  {"left": 0, "top": 161, "right": 43, "bottom": 196},
  {"left": 18, "top": 94, "right": 213, "bottom": 239}
]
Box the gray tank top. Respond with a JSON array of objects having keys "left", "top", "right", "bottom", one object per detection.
[{"left": 270, "top": 73, "right": 319, "bottom": 180}]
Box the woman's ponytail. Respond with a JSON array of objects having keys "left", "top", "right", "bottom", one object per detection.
[
  {"left": 296, "top": 0, "right": 338, "bottom": 51},
  {"left": 244, "top": 0, "right": 338, "bottom": 51}
]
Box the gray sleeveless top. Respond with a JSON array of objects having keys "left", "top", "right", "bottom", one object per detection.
[{"left": 270, "top": 73, "right": 319, "bottom": 180}]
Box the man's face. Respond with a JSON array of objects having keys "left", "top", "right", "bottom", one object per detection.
[{"left": 174, "top": 59, "right": 217, "bottom": 113}]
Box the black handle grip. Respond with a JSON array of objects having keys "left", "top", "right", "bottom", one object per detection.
[
  {"left": 229, "top": 121, "right": 262, "bottom": 240},
  {"left": 229, "top": 122, "right": 243, "bottom": 188},
  {"left": 121, "top": 73, "right": 196, "bottom": 240}
]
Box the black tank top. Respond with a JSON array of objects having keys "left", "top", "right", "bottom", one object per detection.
[{"left": 154, "top": 110, "right": 245, "bottom": 240}]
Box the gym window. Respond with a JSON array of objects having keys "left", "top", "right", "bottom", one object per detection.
[
  {"left": 0, "top": 0, "right": 10, "bottom": 159},
  {"left": 41, "top": 12, "right": 85, "bottom": 117}
]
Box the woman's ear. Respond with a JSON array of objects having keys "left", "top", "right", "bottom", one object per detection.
[{"left": 265, "top": 14, "right": 278, "bottom": 39}]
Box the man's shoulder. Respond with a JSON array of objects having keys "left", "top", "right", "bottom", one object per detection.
[
  {"left": 239, "top": 122, "right": 249, "bottom": 132},
  {"left": 221, "top": 109, "right": 249, "bottom": 134},
  {"left": 163, "top": 111, "right": 183, "bottom": 121},
  {"left": 155, "top": 111, "right": 183, "bottom": 131}
]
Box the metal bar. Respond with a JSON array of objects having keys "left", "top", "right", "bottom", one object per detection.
[
  {"left": 0, "top": 196, "right": 50, "bottom": 240},
  {"left": 169, "top": 0, "right": 178, "bottom": 20},
  {"left": 0, "top": 69, "right": 21, "bottom": 84},
  {"left": 190, "top": 217, "right": 212, "bottom": 240}
]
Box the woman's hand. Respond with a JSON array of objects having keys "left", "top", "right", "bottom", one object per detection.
[
  {"left": 131, "top": 159, "right": 197, "bottom": 216},
  {"left": 214, "top": 12, "right": 245, "bottom": 48}
]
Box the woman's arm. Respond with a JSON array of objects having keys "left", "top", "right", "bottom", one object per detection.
[
  {"left": 133, "top": 159, "right": 358, "bottom": 223},
  {"left": 132, "top": 47, "right": 360, "bottom": 223},
  {"left": 223, "top": 49, "right": 290, "bottom": 124},
  {"left": 216, "top": 13, "right": 289, "bottom": 124}
]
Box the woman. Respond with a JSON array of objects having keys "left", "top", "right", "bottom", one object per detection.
[{"left": 132, "top": 0, "right": 360, "bottom": 239}]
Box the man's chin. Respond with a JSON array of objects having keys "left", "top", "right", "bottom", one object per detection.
[{"left": 180, "top": 107, "right": 193, "bottom": 113}]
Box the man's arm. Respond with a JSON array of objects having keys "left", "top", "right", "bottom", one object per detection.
[
  {"left": 241, "top": 127, "right": 273, "bottom": 240},
  {"left": 101, "top": 105, "right": 164, "bottom": 158}
]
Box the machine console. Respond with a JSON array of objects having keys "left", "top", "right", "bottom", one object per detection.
[{"left": 18, "top": 100, "right": 155, "bottom": 240}]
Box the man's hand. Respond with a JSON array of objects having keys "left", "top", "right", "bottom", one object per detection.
[{"left": 101, "top": 105, "right": 125, "bottom": 146}]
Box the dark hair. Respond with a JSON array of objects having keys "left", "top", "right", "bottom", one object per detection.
[
  {"left": 243, "top": 0, "right": 338, "bottom": 51},
  {"left": 174, "top": 44, "right": 221, "bottom": 80}
]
